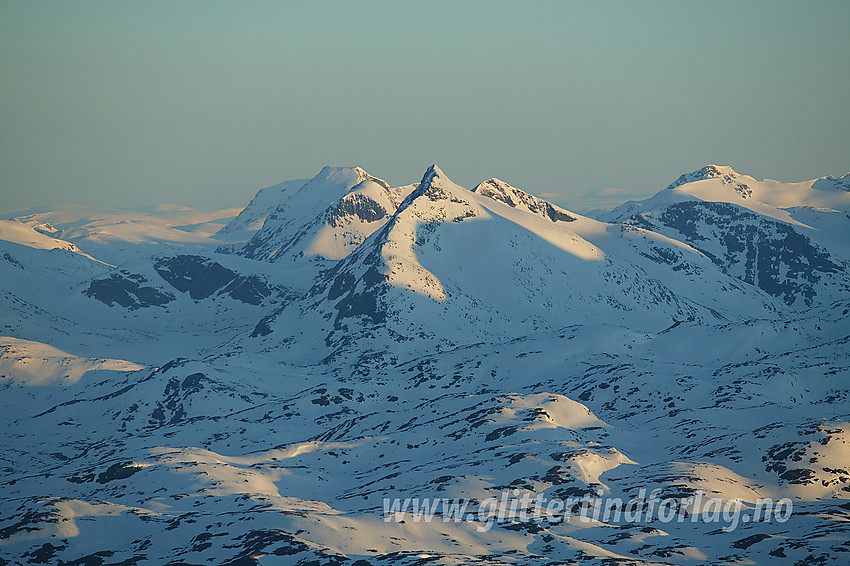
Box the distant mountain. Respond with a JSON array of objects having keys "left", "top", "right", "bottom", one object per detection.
[
  {"left": 602, "top": 165, "right": 850, "bottom": 306},
  {"left": 473, "top": 177, "right": 577, "bottom": 222},
  {"left": 247, "top": 165, "right": 781, "bottom": 367},
  {"left": 225, "top": 166, "right": 414, "bottom": 264},
  {"left": 0, "top": 219, "right": 104, "bottom": 263},
  {"left": 6, "top": 203, "right": 241, "bottom": 264},
  {"left": 1, "top": 163, "right": 848, "bottom": 565},
  {"left": 214, "top": 177, "right": 308, "bottom": 241}
]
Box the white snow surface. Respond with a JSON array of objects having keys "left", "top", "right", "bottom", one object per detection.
[{"left": 1, "top": 163, "right": 849, "bottom": 565}]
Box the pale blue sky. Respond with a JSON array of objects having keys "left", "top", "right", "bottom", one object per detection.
[{"left": 1, "top": 0, "right": 848, "bottom": 213}]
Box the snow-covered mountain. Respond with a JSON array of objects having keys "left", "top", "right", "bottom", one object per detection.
[
  {"left": 602, "top": 165, "right": 850, "bottom": 307},
  {"left": 215, "top": 178, "right": 309, "bottom": 241},
  {"left": 246, "top": 165, "right": 782, "bottom": 368},
  {"left": 1, "top": 163, "right": 848, "bottom": 565},
  {"left": 225, "top": 167, "right": 415, "bottom": 264}
]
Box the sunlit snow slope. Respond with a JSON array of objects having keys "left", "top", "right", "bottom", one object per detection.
[{"left": 1, "top": 163, "right": 848, "bottom": 565}]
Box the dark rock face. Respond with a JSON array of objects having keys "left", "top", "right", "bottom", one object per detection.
[
  {"left": 542, "top": 203, "right": 576, "bottom": 222},
  {"left": 96, "top": 462, "right": 143, "bottom": 484},
  {"left": 309, "top": 236, "right": 390, "bottom": 337},
  {"left": 476, "top": 179, "right": 575, "bottom": 222},
  {"left": 812, "top": 173, "right": 850, "bottom": 192},
  {"left": 328, "top": 263, "right": 388, "bottom": 327},
  {"left": 83, "top": 272, "right": 175, "bottom": 309},
  {"left": 627, "top": 201, "right": 845, "bottom": 306},
  {"left": 228, "top": 169, "right": 392, "bottom": 263},
  {"left": 219, "top": 275, "right": 273, "bottom": 306},
  {"left": 83, "top": 256, "right": 281, "bottom": 310},
  {"left": 236, "top": 192, "right": 392, "bottom": 263},
  {"left": 154, "top": 255, "right": 237, "bottom": 300},
  {"left": 153, "top": 255, "right": 273, "bottom": 305},
  {"left": 327, "top": 193, "right": 387, "bottom": 227},
  {"left": 249, "top": 312, "right": 276, "bottom": 337},
  {"left": 1, "top": 252, "right": 24, "bottom": 269}
]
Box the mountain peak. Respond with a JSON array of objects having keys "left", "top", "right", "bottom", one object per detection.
[
  {"left": 815, "top": 173, "right": 850, "bottom": 192},
  {"left": 474, "top": 178, "right": 576, "bottom": 223},
  {"left": 400, "top": 164, "right": 463, "bottom": 207},
  {"left": 419, "top": 164, "right": 446, "bottom": 186},
  {"left": 311, "top": 165, "right": 372, "bottom": 185},
  {"left": 666, "top": 165, "right": 740, "bottom": 191},
  {"left": 475, "top": 177, "right": 510, "bottom": 191}
]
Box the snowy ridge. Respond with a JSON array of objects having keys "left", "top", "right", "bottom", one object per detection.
[
  {"left": 0, "top": 219, "right": 107, "bottom": 264},
  {"left": 608, "top": 164, "right": 850, "bottom": 224},
  {"left": 0, "top": 337, "right": 144, "bottom": 386},
  {"left": 7, "top": 204, "right": 241, "bottom": 265},
  {"left": 602, "top": 165, "right": 850, "bottom": 307},
  {"left": 1, "top": 162, "right": 849, "bottom": 565},
  {"left": 664, "top": 164, "right": 741, "bottom": 191},
  {"left": 214, "top": 177, "right": 308, "bottom": 240},
  {"left": 380, "top": 164, "right": 487, "bottom": 301},
  {"left": 475, "top": 177, "right": 576, "bottom": 223},
  {"left": 244, "top": 165, "right": 783, "bottom": 368},
  {"left": 232, "top": 166, "right": 410, "bottom": 264}
]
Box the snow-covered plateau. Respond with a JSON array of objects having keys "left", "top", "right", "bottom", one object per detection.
[{"left": 1, "top": 164, "right": 849, "bottom": 565}]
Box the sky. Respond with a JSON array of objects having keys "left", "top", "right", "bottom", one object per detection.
[{"left": 1, "top": 0, "right": 848, "bottom": 214}]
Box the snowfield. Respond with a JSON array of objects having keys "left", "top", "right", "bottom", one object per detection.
[{"left": 1, "top": 163, "right": 848, "bottom": 565}]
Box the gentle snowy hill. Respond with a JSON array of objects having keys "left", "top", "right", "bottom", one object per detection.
[
  {"left": 8, "top": 204, "right": 241, "bottom": 264},
  {"left": 0, "top": 337, "right": 144, "bottom": 386},
  {"left": 0, "top": 219, "right": 105, "bottom": 263},
  {"left": 1, "top": 163, "right": 849, "bottom": 565}
]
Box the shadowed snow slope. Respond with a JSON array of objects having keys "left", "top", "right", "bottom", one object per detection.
[
  {"left": 247, "top": 165, "right": 782, "bottom": 365},
  {"left": 233, "top": 166, "right": 413, "bottom": 264},
  {"left": 1, "top": 163, "right": 849, "bottom": 565},
  {"left": 602, "top": 165, "right": 850, "bottom": 307}
]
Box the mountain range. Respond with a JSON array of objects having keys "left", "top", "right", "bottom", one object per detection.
[{"left": 1, "top": 163, "right": 849, "bottom": 565}]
